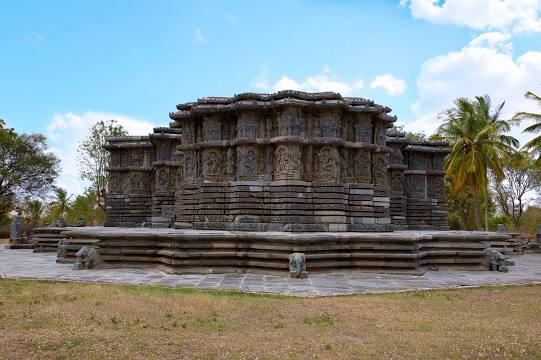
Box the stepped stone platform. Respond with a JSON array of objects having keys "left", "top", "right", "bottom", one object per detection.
[
  {"left": 49, "top": 227, "right": 514, "bottom": 275},
  {"left": 1, "top": 248, "right": 540, "bottom": 297}
]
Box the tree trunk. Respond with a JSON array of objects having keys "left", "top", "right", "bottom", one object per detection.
[
  {"left": 484, "top": 185, "right": 489, "bottom": 232},
  {"left": 471, "top": 180, "right": 482, "bottom": 231}
]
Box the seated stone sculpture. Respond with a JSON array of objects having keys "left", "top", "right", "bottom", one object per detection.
[
  {"left": 483, "top": 248, "right": 513, "bottom": 273},
  {"left": 76, "top": 216, "right": 85, "bottom": 227},
  {"left": 289, "top": 252, "right": 308, "bottom": 278},
  {"left": 73, "top": 246, "right": 101, "bottom": 270}
]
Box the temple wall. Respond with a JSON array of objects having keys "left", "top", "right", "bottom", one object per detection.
[{"left": 104, "top": 91, "right": 449, "bottom": 232}]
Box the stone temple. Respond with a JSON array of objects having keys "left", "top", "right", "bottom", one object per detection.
[
  {"left": 17, "top": 91, "right": 517, "bottom": 275},
  {"left": 104, "top": 91, "right": 449, "bottom": 232}
]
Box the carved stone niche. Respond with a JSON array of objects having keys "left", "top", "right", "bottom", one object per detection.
[
  {"left": 354, "top": 151, "right": 371, "bottom": 182},
  {"left": 409, "top": 153, "right": 430, "bottom": 170},
  {"left": 110, "top": 152, "right": 121, "bottom": 168},
  {"left": 433, "top": 154, "right": 444, "bottom": 170},
  {"left": 238, "top": 113, "right": 259, "bottom": 139},
  {"left": 128, "top": 171, "right": 148, "bottom": 194},
  {"left": 108, "top": 172, "right": 122, "bottom": 194},
  {"left": 374, "top": 124, "right": 387, "bottom": 146},
  {"left": 131, "top": 149, "right": 144, "bottom": 167},
  {"left": 155, "top": 167, "right": 169, "bottom": 193},
  {"left": 273, "top": 144, "right": 302, "bottom": 180},
  {"left": 314, "top": 146, "right": 339, "bottom": 182},
  {"left": 408, "top": 174, "right": 426, "bottom": 198},
  {"left": 277, "top": 107, "right": 303, "bottom": 137},
  {"left": 355, "top": 118, "right": 373, "bottom": 143},
  {"left": 237, "top": 145, "right": 258, "bottom": 180},
  {"left": 157, "top": 144, "right": 170, "bottom": 161},
  {"left": 181, "top": 120, "right": 195, "bottom": 144},
  {"left": 203, "top": 117, "right": 221, "bottom": 141},
  {"left": 319, "top": 114, "right": 338, "bottom": 138},
  {"left": 226, "top": 147, "right": 236, "bottom": 179},
  {"left": 390, "top": 145, "right": 404, "bottom": 165},
  {"left": 372, "top": 153, "right": 388, "bottom": 186},
  {"left": 340, "top": 149, "right": 355, "bottom": 182},
  {"left": 202, "top": 148, "right": 224, "bottom": 180},
  {"left": 390, "top": 170, "right": 405, "bottom": 193},
  {"left": 180, "top": 151, "right": 197, "bottom": 183},
  {"left": 428, "top": 176, "right": 444, "bottom": 199}
]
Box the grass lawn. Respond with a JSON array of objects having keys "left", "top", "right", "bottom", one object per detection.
[
  {"left": 0, "top": 280, "right": 540, "bottom": 359},
  {"left": 0, "top": 239, "right": 8, "bottom": 244}
]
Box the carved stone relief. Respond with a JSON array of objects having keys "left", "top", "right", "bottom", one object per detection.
[
  {"left": 373, "top": 154, "right": 387, "bottom": 186},
  {"left": 203, "top": 149, "right": 221, "bottom": 178},
  {"left": 238, "top": 114, "right": 258, "bottom": 138},
  {"left": 315, "top": 146, "right": 338, "bottom": 181},
  {"left": 274, "top": 144, "right": 301, "bottom": 180},
  {"left": 238, "top": 146, "right": 257, "bottom": 180},
  {"left": 355, "top": 151, "right": 371, "bottom": 179},
  {"left": 391, "top": 171, "right": 404, "bottom": 193},
  {"left": 355, "top": 119, "right": 372, "bottom": 143},
  {"left": 320, "top": 117, "right": 337, "bottom": 138},
  {"left": 156, "top": 168, "right": 169, "bottom": 192},
  {"left": 428, "top": 176, "right": 444, "bottom": 198},
  {"left": 203, "top": 118, "right": 221, "bottom": 141}
]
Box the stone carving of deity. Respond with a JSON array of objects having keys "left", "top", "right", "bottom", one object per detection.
[
  {"left": 355, "top": 151, "right": 371, "bottom": 179},
  {"left": 204, "top": 150, "right": 220, "bottom": 177},
  {"left": 238, "top": 147, "right": 257, "bottom": 179},
  {"left": 274, "top": 145, "right": 301, "bottom": 179},
  {"left": 131, "top": 150, "right": 143, "bottom": 166},
  {"left": 390, "top": 146, "right": 403, "bottom": 165},
  {"left": 373, "top": 154, "right": 387, "bottom": 185},
  {"left": 374, "top": 125, "right": 386, "bottom": 145},
  {"left": 184, "top": 155, "right": 196, "bottom": 180},
  {"left": 410, "top": 175, "right": 426, "bottom": 195},
  {"left": 316, "top": 147, "right": 337, "bottom": 180},
  {"left": 157, "top": 168, "right": 168, "bottom": 191},
  {"left": 278, "top": 108, "right": 301, "bottom": 137},
  {"left": 226, "top": 148, "right": 236, "bottom": 178}
]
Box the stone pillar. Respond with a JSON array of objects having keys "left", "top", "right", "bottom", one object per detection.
[{"left": 537, "top": 224, "right": 541, "bottom": 244}]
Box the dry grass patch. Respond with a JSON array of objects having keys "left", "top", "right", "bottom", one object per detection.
[
  {"left": 0, "top": 280, "right": 540, "bottom": 359},
  {"left": 0, "top": 239, "right": 8, "bottom": 245}
]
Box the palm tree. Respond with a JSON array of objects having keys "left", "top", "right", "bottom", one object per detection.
[
  {"left": 50, "top": 187, "right": 71, "bottom": 219},
  {"left": 513, "top": 90, "right": 541, "bottom": 164},
  {"left": 437, "top": 95, "right": 518, "bottom": 231},
  {"left": 25, "top": 198, "right": 44, "bottom": 226}
]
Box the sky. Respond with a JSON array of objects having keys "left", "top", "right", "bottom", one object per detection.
[{"left": 1, "top": 0, "right": 541, "bottom": 196}]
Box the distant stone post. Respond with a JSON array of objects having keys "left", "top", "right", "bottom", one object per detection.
[
  {"left": 537, "top": 224, "right": 541, "bottom": 244},
  {"left": 497, "top": 224, "right": 505, "bottom": 233},
  {"left": 9, "top": 213, "right": 21, "bottom": 242}
]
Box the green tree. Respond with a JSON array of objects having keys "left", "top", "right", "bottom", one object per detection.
[
  {"left": 77, "top": 120, "right": 127, "bottom": 211},
  {"left": 513, "top": 90, "right": 541, "bottom": 163},
  {"left": 437, "top": 96, "right": 518, "bottom": 231},
  {"left": 492, "top": 152, "right": 541, "bottom": 229},
  {"left": 0, "top": 119, "right": 60, "bottom": 220},
  {"left": 24, "top": 198, "right": 44, "bottom": 227},
  {"left": 49, "top": 187, "right": 71, "bottom": 219},
  {"left": 65, "top": 190, "right": 105, "bottom": 225}
]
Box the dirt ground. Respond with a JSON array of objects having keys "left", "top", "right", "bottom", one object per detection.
[{"left": 0, "top": 280, "right": 540, "bottom": 359}]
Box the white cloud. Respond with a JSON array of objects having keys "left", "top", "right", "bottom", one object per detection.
[
  {"left": 47, "top": 112, "right": 156, "bottom": 196},
  {"left": 406, "top": 33, "right": 541, "bottom": 147},
  {"left": 193, "top": 27, "right": 206, "bottom": 43},
  {"left": 369, "top": 74, "right": 407, "bottom": 96},
  {"left": 254, "top": 66, "right": 364, "bottom": 96},
  {"left": 401, "top": 0, "right": 541, "bottom": 33},
  {"left": 224, "top": 13, "right": 238, "bottom": 22}
]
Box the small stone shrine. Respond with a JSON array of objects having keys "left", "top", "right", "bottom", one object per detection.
[{"left": 104, "top": 91, "right": 449, "bottom": 232}]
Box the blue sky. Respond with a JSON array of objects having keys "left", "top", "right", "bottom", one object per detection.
[{"left": 1, "top": 0, "right": 541, "bottom": 195}]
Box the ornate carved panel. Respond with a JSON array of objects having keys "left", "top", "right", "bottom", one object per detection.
[
  {"left": 354, "top": 151, "right": 371, "bottom": 180},
  {"left": 373, "top": 153, "right": 387, "bottom": 186},
  {"left": 238, "top": 114, "right": 258, "bottom": 138},
  {"left": 320, "top": 117, "right": 337, "bottom": 138},
  {"left": 315, "top": 146, "right": 338, "bottom": 181},
  {"left": 203, "top": 117, "right": 221, "bottom": 141},
  {"left": 355, "top": 119, "right": 372, "bottom": 143},
  {"left": 428, "top": 176, "right": 444, "bottom": 198},
  {"left": 202, "top": 149, "right": 222, "bottom": 179},
  {"left": 156, "top": 167, "right": 169, "bottom": 192},
  {"left": 278, "top": 107, "right": 302, "bottom": 137},
  {"left": 108, "top": 173, "right": 122, "bottom": 193},
  {"left": 391, "top": 170, "right": 404, "bottom": 193},
  {"left": 409, "top": 174, "right": 426, "bottom": 196},
  {"left": 374, "top": 124, "right": 386, "bottom": 146},
  {"left": 237, "top": 146, "right": 258, "bottom": 180},
  {"left": 390, "top": 145, "right": 403, "bottom": 165},
  {"left": 273, "top": 144, "right": 301, "bottom": 180}
]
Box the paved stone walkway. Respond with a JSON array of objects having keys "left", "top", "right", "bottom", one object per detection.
[{"left": 1, "top": 248, "right": 541, "bottom": 296}]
